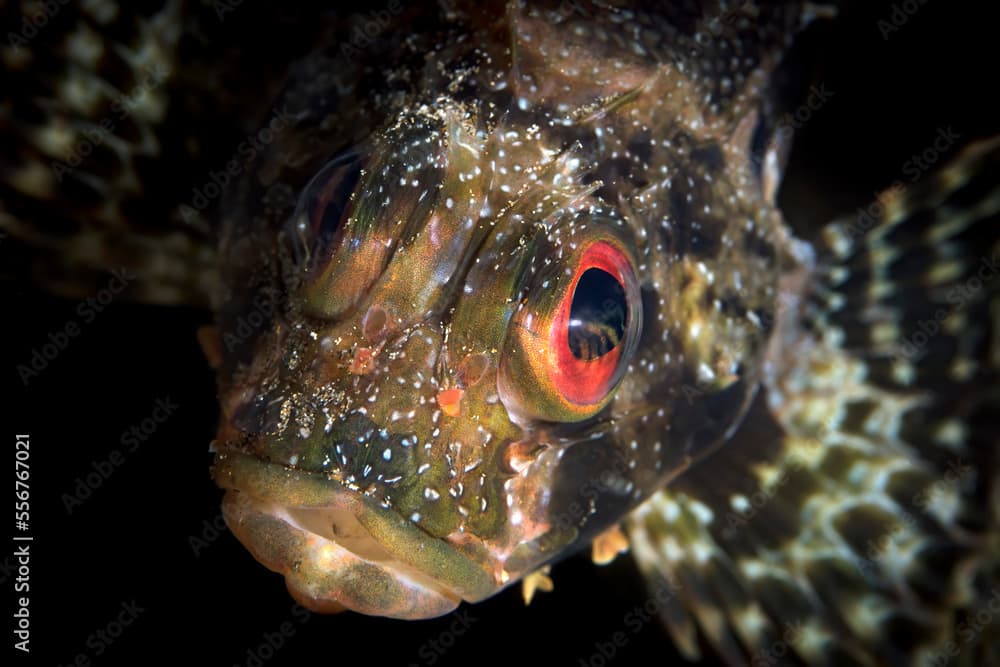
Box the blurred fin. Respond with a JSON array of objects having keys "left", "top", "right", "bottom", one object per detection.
[
  {"left": 625, "top": 136, "right": 1000, "bottom": 665},
  {"left": 0, "top": 1, "right": 221, "bottom": 305}
]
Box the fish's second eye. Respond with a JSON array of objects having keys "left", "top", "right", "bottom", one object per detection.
[
  {"left": 500, "top": 239, "right": 642, "bottom": 422},
  {"left": 289, "top": 152, "right": 363, "bottom": 276}
]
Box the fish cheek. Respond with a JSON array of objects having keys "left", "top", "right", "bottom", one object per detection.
[
  {"left": 431, "top": 249, "right": 540, "bottom": 541},
  {"left": 542, "top": 434, "right": 640, "bottom": 550}
]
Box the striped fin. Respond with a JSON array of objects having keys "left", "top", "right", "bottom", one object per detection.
[
  {"left": 0, "top": 1, "right": 325, "bottom": 305},
  {"left": 0, "top": 1, "right": 220, "bottom": 304},
  {"left": 625, "top": 136, "right": 1000, "bottom": 665}
]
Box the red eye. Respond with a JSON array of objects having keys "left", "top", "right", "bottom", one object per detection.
[
  {"left": 500, "top": 238, "right": 642, "bottom": 422},
  {"left": 551, "top": 242, "right": 633, "bottom": 405}
]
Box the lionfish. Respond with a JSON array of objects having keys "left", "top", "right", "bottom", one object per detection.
[{"left": 3, "top": 0, "right": 998, "bottom": 664}]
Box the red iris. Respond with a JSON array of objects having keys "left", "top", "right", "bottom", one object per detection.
[{"left": 548, "top": 241, "right": 632, "bottom": 406}]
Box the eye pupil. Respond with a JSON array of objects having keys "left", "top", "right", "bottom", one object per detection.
[
  {"left": 310, "top": 154, "right": 363, "bottom": 246},
  {"left": 290, "top": 152, "right": 364, "bottom": 273},
  {"left": 568, "top": 268, "right": 627, "bottom": 361}
]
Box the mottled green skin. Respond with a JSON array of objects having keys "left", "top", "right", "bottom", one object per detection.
[
  {"left": 207, "top": 2, "right": 1000, "bottom": 662},
  {"left": 212, "top": 0, "right": 804, "bottom": 602},
  {"left": 3, "top": 0, "right": 998, "bottom": 661}
]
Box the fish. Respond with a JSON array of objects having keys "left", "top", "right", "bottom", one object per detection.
[{"left": 3, "top": 1, "right": 999, "bottom": 664}]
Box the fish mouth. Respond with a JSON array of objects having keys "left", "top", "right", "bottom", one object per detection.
[{"left": 212, "top": 450, "right": 499, "bottom": 619}]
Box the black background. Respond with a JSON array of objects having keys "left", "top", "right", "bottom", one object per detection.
[{"left": 5, "top": 1, "right": 998, "bottom": 665}]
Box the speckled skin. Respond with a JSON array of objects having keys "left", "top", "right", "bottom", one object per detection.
[
  {"left": 5, "top": 1, "right": 997, "bottom": 663},
  {"left": 210, "top": 0, "right": 809, "bottom": 619},
  {"left": 206, "top": 2, "right": 1000, "bottom": 662}
]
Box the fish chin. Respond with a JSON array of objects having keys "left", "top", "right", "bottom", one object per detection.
[
  {"left": 220, "top": 493, "right": 461, "bottom": 618},
  {"left": 213, "top": 451, "right": 499, "bottom": 619}
]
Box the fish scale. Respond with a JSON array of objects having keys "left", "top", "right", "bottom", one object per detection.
[{"left": 3, "top": 0, "right": 999, "bottom": 664}]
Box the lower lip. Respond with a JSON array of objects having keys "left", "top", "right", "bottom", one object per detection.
[{"left": 212, "top": 450, "right": 499, "bottom": 617}]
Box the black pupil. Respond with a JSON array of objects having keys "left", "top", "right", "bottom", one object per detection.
[
  {"left": 568, "top": 268, "right": 627, "bottom": 361},
  {"left": 310, "top": 155, "right": 362, "bottom": 253}
]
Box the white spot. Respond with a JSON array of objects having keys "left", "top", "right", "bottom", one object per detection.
[
  {"left": 697, "top": 363, "right": 716, "bottom": 383},
  {"left": 730, "top": 495, "right": 750, "bottom": 512},
  {"left": 688, "top": 500, "right": 715, "bottom": 524},
  {"left": 659, "top": 536, "right": 683, "bottom": 562},
  {"left": 690, "top": 540, "right": 712, "bottom": 563},
  {"left": 934, "top": 419, "right": 967, "bottom": 448}
]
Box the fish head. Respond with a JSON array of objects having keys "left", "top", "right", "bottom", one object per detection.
[{"left": 211, "top": 7, "right": 789, "bottom": 620}]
